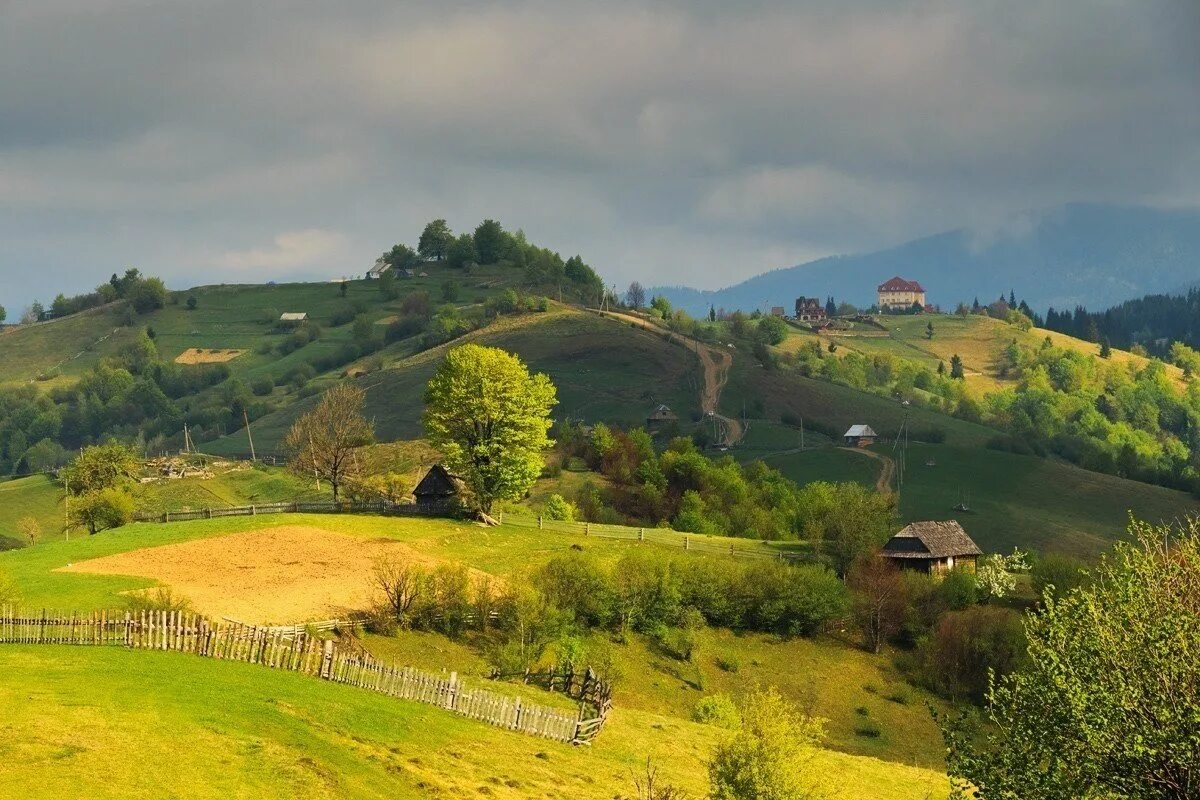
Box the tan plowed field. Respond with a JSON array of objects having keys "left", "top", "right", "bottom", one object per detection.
[{"left": 59, "top": 525, "right": 493, "bottom": 625}]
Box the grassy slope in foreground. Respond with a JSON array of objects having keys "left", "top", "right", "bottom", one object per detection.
[
  {"left": 0, "top": 513, "right": 948, "bottom": 768},
  {"left": 0, "top": 646, "right": 947, "bottom": 800}
]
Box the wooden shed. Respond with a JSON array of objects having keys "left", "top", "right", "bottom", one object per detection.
[
  {"left": 646, "top": 404, "right": 679, "bottom": 431},
  {"left": 843, "top": 424, "right": 877, "bottom": 447},
  {"left": 414, "top": 464, "right": 466, "bottom": 512},
  {"left": 881, "top": 520, "right": 982, "bottom": 576}
]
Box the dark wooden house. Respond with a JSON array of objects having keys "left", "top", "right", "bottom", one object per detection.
[
  {"left": 646, "top": 404, "right": 678, "bottom": 431},
  {"left": 414, "top": 464, "right": 466, "bottom": 512},
  {"left": 794, "top": 297, "right": 827, "bottom": 322},
  {"left": 881, "top": 521, "right": 982, "bottom": 576}
]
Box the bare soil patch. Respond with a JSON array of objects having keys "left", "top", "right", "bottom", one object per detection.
[
  {"left": 59, "top": 525, "right": 487, "bottom": 624},
  {"left": 174, "top": 348, "right": 245, "bottom": 365}
]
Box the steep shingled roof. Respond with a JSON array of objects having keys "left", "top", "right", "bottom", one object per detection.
[
  {"left": 414, "top": 464, "right": 465, "bottom": 499},
  {"left": 882, "top": 520, "right": 982, "bottom": 559},
  {"left": 878, "top": 276, "right": 925, "bottom": 293}
]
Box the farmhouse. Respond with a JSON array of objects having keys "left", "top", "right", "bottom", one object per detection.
[
  {"left": 843, "top": 424, "right": 877, "bottom": 447},
  {"left": 367, "top": 257, "right": 391, "bottom": 279},
  {"left": 877, "top": 277, "right": 926, "bottom": 311},
  {"left": 414, "top": 464, "right": 466, "bottom": 512},
  {"left": 881, "top": 520, "right": 982, "bottom": 575},
  {"left": 794, "top": 297, "right": 827, "bottom": 322},
  {"left": 646, "top": 404, "right": 678, "bottom": 431}
]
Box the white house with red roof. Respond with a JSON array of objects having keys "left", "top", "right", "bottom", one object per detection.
[{"left": 877, "top": 276, "right": 926, "bottom": 311}]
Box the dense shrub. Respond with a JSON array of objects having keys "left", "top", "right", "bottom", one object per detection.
[
  {"left": 692, "top": 694, "right": 740, "bottom": 729},
  {"left": 1030, "top": 553, "right": 1090, "bottom": 602},
  {"left": 916, "top": 605, "right": 1026, "bottom": 702}
]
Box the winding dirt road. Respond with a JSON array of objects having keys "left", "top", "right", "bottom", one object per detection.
[
  {"left": 839, "top": 447, "right": 896, "bottom": 492},
  {"left": 590, "top": 309, "right": 744, "bottom": 446}
]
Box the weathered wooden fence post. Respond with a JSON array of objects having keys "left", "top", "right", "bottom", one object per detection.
[
  {"left": 685, "top": 535, "right": 690, "bottom": 550},
  {"left": 537, "top": 515, "right": 543, "bottom": 529},
  {"left": 320, "top": 639, "right": 334, "bottom": 679}
]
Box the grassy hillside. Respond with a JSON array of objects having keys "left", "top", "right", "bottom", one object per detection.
[
  {"left": 758, "top": 442, "right": 1200, "bottom": 558},
  {"left": 0, "top": 512, "right": 954, "bottom": 777},
  {"left": 206, "top": 307, "right": 704, "bottom": 456},
  {"left": 719, "top": 351, "right": 999, "bottom": 447},
  {"left": 779, "top": 312, "right": 1182, "bottom": 394},
  {"left": 0, "top": 645, "right": 947, "bottom": 799}
]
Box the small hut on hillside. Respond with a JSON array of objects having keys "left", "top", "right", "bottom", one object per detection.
[
  {"left": 414, "top": 464, "right": 466, "bottom": 512},
  {"left": 646, "top": 404, "right": 678, "bottom": 431},
  {"left": 843, "top": 424, "right": 877, "bottom": 447},
  {"left": 881, "top": 520, "right": 982, "bottom": 576}
]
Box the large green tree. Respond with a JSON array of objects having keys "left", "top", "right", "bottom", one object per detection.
[
  {"left": 61, "top": 442, "right": 139, "bottom": 496},
  {"left": 62, "top": 442, "right": 140, "bottom": 535},
  {"left": 423, "top": 344, "right": 557, "bottom": 513},
  {"left": 473, "top": 219, "right": 507, "bottom": 264},
  {"left": 943, "top": 518, "right": 1200, "bottom": 799},
  {"left": 418, "top": 219, "right": 454, "bottom": 261}
]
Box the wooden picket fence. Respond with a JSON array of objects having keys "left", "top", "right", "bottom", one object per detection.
[{"left": 0, "top": 607, "right": 605, "bottom": 744}]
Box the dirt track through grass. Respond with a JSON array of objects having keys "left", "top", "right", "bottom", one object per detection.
[
  {"left": 839, "top": 447, "right": 896, "bottom": 492},
  {"left": 590, "top": 309, "right": 744, "bottom": 445}
]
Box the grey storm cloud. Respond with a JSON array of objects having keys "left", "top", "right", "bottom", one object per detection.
[{"left": 1, "top": 0, "right": 1198, "bottom": 309}]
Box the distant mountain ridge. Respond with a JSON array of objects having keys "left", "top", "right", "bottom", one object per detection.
[{"left": 652, "top": 204, "right": 1200, "bottom": 316}]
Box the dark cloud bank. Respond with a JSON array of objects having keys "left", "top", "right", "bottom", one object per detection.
[{"left": 1, "top": 1, "right": 1198, "bottom": 312}]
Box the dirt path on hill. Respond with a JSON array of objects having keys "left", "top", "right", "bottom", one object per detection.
[
  {"left": 590, "top": 309, "right": 743, "bottom": 446},
  {"left": 839, "top": 447, "right": 896, "bottom": 492}
]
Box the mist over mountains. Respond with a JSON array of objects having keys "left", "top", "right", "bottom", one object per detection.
[{"left": 651, "top": 204, "right": 1200, "bottom": 317}]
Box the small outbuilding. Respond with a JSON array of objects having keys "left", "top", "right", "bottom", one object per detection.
[
  {"left": 646, "top": 404, "right": 679, "bottom": 430},
  {"left": 414, "top": 464, "right": 466, "bottom": 512},
  {"left": 279, "top": 312, "right": 309, "bottom": 325},
  {"left": 843, "top": 424, "right": 877, "bottom": 447},
  {"left": 367, "top": 258, "right": 391, "bottom": 279},
  {"left": 881, "top": 520, "right": 982, "bottom": 576}
]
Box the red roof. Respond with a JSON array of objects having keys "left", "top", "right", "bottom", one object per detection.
[{"left": 878, "top": 276, "right": 925, "bottom": 293}]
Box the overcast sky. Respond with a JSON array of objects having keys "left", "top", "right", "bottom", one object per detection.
[{"left": 2, "top": 0, "right": 1198, "bottom": 312}]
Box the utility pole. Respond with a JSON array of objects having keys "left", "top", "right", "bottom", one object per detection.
[{"left": 243, "top": 409, "right": 257, "bottom": 462}]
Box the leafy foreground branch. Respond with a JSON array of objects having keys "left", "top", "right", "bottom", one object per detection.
[{"left": 942, "top": 518, "right": 1200, "bottom": 799}]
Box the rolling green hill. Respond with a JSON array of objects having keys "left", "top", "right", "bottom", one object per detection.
[
  {"left": 779, "top": 312, "right": 1183, "bottom": 394},
  {"left": 0, "top": 511, "right": 953, "bottom": 788}
]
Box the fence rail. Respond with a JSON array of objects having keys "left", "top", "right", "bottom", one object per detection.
[
  {"left": 502, "top": 513, "right": 807, "bottom": 563},
  {"left": 0, "top": 607, "right": 603, "bottom": 744},
  {"left": 133, "top": 500, "right": 442, "bottom": 524}
]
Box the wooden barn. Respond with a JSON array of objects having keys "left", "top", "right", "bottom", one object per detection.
[
  {"left": 881, "top": 521, "right": 982, "bottom": 576},
  {"left": 843, "top": 424, "right": 877, "bottom": 447},
  {"left": 646, "top": 404, "right": 678, "bottom": 431},
  {"left": 413, "top": 464, "right": 466, "bottom": 512}
]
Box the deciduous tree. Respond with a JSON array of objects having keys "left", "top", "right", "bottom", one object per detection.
[
  {"left": 423, "top": 344, "right": 557, "bottom": 513},
  {"left": 418, "top": 219, "right": 454, "bottom": 261},
  {"left": 943, "top": 518, "right": 1200, "bottom": 799},
  {"left": 625, "top": 281, "right": 646, "bottom": 309},
  {"left": 283, "top": 384, "right": 374, "bottom": 501}
]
